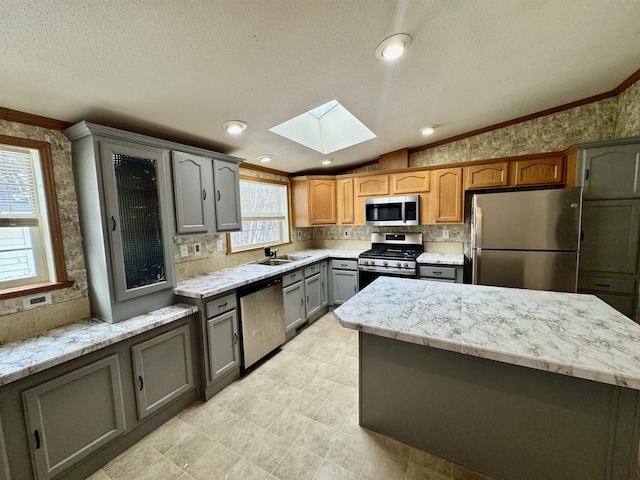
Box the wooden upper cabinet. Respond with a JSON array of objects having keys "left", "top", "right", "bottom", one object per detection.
[
  {"left": 465, "top": 162, "right": 508, "bottom": 189},
  {"left": 433, "top": 167, "right": 463, "bottom": 223},
  {"left": 513, "top": 156, "right": 564, "bottom": 186},
  {"left": 390, "top": 170, "right": 431, "bottom": 194},
  {"left": 355, "top": 175, "right": 390, "bottom": 196},
  {"left": 291, "top": 176, "right": 336, "bottom": 226},
  {"left": 337, "top": 177, "right": 355, "bottom": 224},
  {"left": 379, "top": 149, "right": 409, "bottom": 171}
]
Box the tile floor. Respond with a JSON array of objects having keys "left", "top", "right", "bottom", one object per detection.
[{"left": 88, "top": 313, "right": 495, "bottom": 480}]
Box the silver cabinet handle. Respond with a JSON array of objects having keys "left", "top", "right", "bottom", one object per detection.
[
  {"left": 203, "top": 189, "right": 207, "bottom": 200},
  {"left": 300, "top": 298, "right": 303, "bottom": 306},
  {"left": 234, "top": 333, "right": 238, "bottom": 344},
  {"left": 217, "top": 190, "right": 221, "bottom": 201},
  {"left": 138, "top": 376, "right": 144, "bottom": 391},
  {"left": 111, "top": 216, "right": 116, "bottom": 231},
  {"left": 218, "top": 302, "right": 228, "bottom": 308}
]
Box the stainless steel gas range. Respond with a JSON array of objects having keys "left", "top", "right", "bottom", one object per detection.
[{"left": 358, "top": 233, "right": 423, "bottom": 289}]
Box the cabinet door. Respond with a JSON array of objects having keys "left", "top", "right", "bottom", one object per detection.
[
  {"left": 283, "top": 281, "right": 305, "bottom": 331},
  {"left": 172, "top": 151, "right": 214, "bottom": 233},
  {"left": 100, "top": 140, "right": 175, "bottom": 302},
  {"left": 305, "top": 274, "right": 322, "bottom": 318},
  {"left": 465, "top": 162, "right": 508, "bottom": 189},
  {"left": 131, "top": 324, "right": 194, "bottom": 420},
  {"left": 22, "top": 355, "right": 125, "bottom": 480},
  {"left": 213, "top": 158, "right": 242, "bottom": 231},
  {"left": 0, "top": 415, "right": 11, "bottom": 480},
  {"left": 337, "top": 178, "right": 355, "bottom": 224},
  {"left": 580, "top": 200, "right": 640, "bottom": 275},
  {"left": 309, "top": 179, "right": 336, "bottom": 224},
  {"left": 320, "top": 261, "right": 329, "bottom": 307},
  {"left": 207, "top": 309, "right": 240, "bottom": 383},
  {"left": 583, "top": 145, "right": 640, "bottom": 199},
  {"left": 433, "top": 167, "right": 463, "bottom": 223},
  {"left": 332, "top": 270, "right": 358, "bottom": 305},
  {"left": 390, "top": 171, "right": 430, "bottom": 194},
  {"left": 513, "top": 157, "right": 563, "bottom": 186},
  {"left": 355, "top": 175, "right": 390, "bottom": 196}
]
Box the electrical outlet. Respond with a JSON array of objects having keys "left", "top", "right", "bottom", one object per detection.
[
  {"left": 343, "top": 230, "right": 349, "bottom": 238},
  {"left": 23, "top": 292, "right": 52, "bottom": 310},
  {"left": 180, "top": 244, "right": 189, "bottom": 257},
  {"left": 193, "top": 242, "right": 202, "bottom": 256},
  {"left": 297, "top": 231, "right": 302, "bottom": 239},
  {"left": 442, "top": 229, "right": 450, "bottom": 239}
]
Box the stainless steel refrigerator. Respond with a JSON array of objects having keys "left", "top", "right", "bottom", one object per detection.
[{"left": 471, "top": 187, "right": 582, "bottom": 292}]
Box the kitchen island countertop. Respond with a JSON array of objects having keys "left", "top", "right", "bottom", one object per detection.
[
  {"left": 416, "top": 252, "right": 464, "bottom": 265},
  {"left": 334, "top": 276, "right": 640, "bottom": 390}
]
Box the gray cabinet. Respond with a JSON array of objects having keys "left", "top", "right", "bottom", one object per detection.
[
  {"left": 331, "top": 259, "right": 359, "bottom": 305},
  {"left": 0, "top": 415, "right": 11, "bottom": 480},
  {"left": 283, "top": 280, "right": 305, "bottom": 331},
  {"left": 213, "top": 158, "right": 242, "bottom": 231},
  {"left": 131, "top": 324, "right": 194, "bottom": 420},
  {"left": 22, "top": 355, "right": 126, "bottom": 480},
  {"left": 419, "top": 265, "right": 463, "bottom": 283},
  {"left": 205, "top": 293, "right": 240, "bottom": 384},
  {"left": 581, "top": 143, "right": 640, "bottom": 199},
  {"left": 172, "top": 151, "right": 215, "bottom": 234},
  {"left": 305, "top": 273, "right": 322, "bottom": 318},
  {"left": 320, "top": 261, "right": 329, "bottom": 307}
]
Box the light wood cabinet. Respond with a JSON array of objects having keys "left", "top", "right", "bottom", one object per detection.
[
  {"left": 513, "top": 156, "right": 563, "bottom": 186},
  {"left": 336, "top": 177, "right": 354, "bottom": 224},
  {"left": 291, "top": 176, "right": 336, "bottom": 226},
  {"left": 432, "top": 167, "right": 464, "bottom": 223},
  {"left": 465, "top": 162, "right": 509, "bottom": 189},
  {"left": 390, "top": 170, "right": 431, "bottom": 194},
  {"left": 355, "top": 175, "right": 390, "bottom": 196}
]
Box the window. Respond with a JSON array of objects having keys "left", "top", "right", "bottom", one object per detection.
[
  {"left": 228, "top": 177, "right": 290, "bottom": 252},
  {"left": 0, "top": 135, "right": 70, "bottom": 297}
]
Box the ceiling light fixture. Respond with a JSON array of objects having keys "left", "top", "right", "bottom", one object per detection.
[
  {"left": 321, "top": 159, "right": 333, "bottom": 166},
  {"left": 258, "top": 154, "right": 274, "bottom": 163},
  {"left": 420, "top": 125, "right": 436, "bottom": 136},
  {"left": 222, "top": 120, "right": 247, "bottom": 134},
  {"left": 375, "top": 33, "right": 412, "bottom": 60}
]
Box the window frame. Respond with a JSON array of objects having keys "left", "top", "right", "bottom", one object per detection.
[
  {"left": 0, "top": 134, "right": 73, "bottom": 299},
  {"left": 226, "top": 175, "right": 292, "bottom": 254}
]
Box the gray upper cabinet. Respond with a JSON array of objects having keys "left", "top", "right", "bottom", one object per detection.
[
  {"left": 22, "top": 355, "right": 126, "bottom": 480},
  {"left": 131, "top": 324, "right": 195, "bottom": 420},
  {"left": 213, "top": 158, "right": 242, "bottom": 231},
  {"left": 581, "top": 142, "right": 640, "bottom": 199},
  {"left": 172, "top": 151, "right": 215, "bottom": 234}
]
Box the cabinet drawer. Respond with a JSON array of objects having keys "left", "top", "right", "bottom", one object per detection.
[
  {"left": 577, "top": 277, "right": 636, "bottom": 294},
  {"left": 331, "top": 259, "right": 358, "bottom": 270},
  {"left": 304, "top": 263, "right": 321, "bottom": 278},
  {"left": 205, "top": 293, "right": 237, "bottom": 318},
  {"left": 283, "top": 269, "right": 303, "bottom": 287},
  {"left": 419, "top": 266, "right": 456, "bottom": 280}
]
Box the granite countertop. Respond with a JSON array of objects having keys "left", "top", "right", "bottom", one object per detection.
[
  {"left": 0, "top": 304, "right": 198, "bottom": 386},
  {"left": 175, "top": 249, "right": 364, "bottom": 299},
  {"left": 334, "top": 277, "right": 640, "bottom": 390},
  {"left": 416, "top": 252, "right": 464, "bottom": 266}
]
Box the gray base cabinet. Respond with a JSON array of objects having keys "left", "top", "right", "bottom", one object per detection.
[
  {"left": 131, "top": 324, "right": 194, "bottom": 420},
  {"left": 320, "top": 261, "right": 329, "bottom": 307},
  {"left": 331, "top": 260, "right": 359, "bottom": 305},
  {"left": 22, "top": 355, "right": 126, "bottom": 480},
  {"left": 419, "top": 265, "right": 463, "bottom": 283},
  {"left": 305, "top": 272, "right": 322, "bottom": 318},
  {"left": 207, "top": 309, "right": 240, "bottom": 383},
  {"left": 283, "top": 280, "right": 305, "bottom": 331},
  {"left": 0, "top": 416, "right": 9, "bottom": 480}
]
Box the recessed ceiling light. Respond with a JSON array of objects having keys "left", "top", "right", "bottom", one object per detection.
[
  {"left": 258, "top": 154, "right": 274, "bottom": 163},
  {"left": 222, "top": 120, "right": 247, "bottom": 134},
  {"left": 420, "top": 125, "right": 436, "bottom": 136},
  {"left": 375, "top": 34, "right": 412, "bottom": 60},
  {"left": 321, "top": 159, "right": 332, "bottom": 165}
]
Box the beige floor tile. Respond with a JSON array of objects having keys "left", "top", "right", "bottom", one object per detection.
[
  {"left": 243, "top": 430, "right": 292, "bottom": 473},
  {"left": 325, "top": 432, "right": 369, "bottom": 475},
  {"left": 136, "top": 456, "right": 185, "bottom": 480},
  {"left": 219, "top": 418, "right": 266, "bottom": 455},
  {"left": 368, "top": 431, "right": 412, "bottom": 459},
  {"left": 410, "top": 447, "right": 453, "bottom": 477},
  {"left": 294, "top": 419, "right": 339, "bottom": 457},
  {"left": 144, "top": 417, "right": 194, "bottom": 454},
  {"left": 272, "top": 444, "right": 323, "bottom": 480},
  {"left": 282, "top": 369, "right": 315, "bottom": 390},
  {"left": 304, "top": 376, "right": 337, "bottom": 399},
  {"left": 208, "top": 383, "right": 240, "bottom": 407},
  {"left": 224, "top": 458, "right": 273, "bottom": 480},
  {"left": 406, "top": 461, "right": 452, "bottom": 480},
  {"left": 85, "top": 469, "right": 110, "bottom": 480},
  {"left": 326, "top": 383, "right": 358, "bottom": 409},
  {"left": 164, "top": 429, "right": 215, "bottom": 471},
  {"left": 313, "top": 399, "right": 352, "bottom": 430},
  {"left": 312, "top": 459, "right": 358, "bottom": 480},
  {"left": 263, "top": 363, "right": 291, "bottom": 382},
  {"left": 178, "top": 401, "right": 221, "bottom": 427},
  {"left": 243, "top": 375, "right": 281, "bottom": 398},
  {"left": 265, "top": 382, "right": 304, "bottom": 407},
  {"left": 186, "top": 443, "right": 240, "bottom": 480},
  {"left": 177, "top": 474, "right": 195, "bottom": 480},
  {"left": 268, "top": 408, "right": 310, "bottom": 442},
  {"left": 360, "top": 447, "right": 409, "bottom": 480},
  {"left": 452, "top": 464, "right": 497, "bottom": 480},
  {"left": 103, "top": 442, "right": 163, "bottom": 480},
  {"left": 288, "top": 390, "right": 325, "bottom": 419},
  {"left": 315, "top": 363, "right": 345, "bottom": 382},
  {"left": 225, "top": 391, "right": 263, "bottom": 417},
  {"left": 196, "top": 408, "right": 242, "bottom": 441},
  {"left": 244, "top": 397, "right": 286, "bottom": 428}
]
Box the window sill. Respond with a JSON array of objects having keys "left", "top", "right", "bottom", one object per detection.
[
  {"left": 0, "top": 280, "right": 75, "bottom": 301},
  {"left": 227, "top": 241, "right": 294, "bottom": 255}
]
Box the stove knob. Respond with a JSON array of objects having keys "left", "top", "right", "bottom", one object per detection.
[
  {"left": 382, "top": 261, "right": 388, "bottom": 267},
  {"left": 403, "top": 263, "right": 409, "bottom": 268},
  {"left": 369, "top": 260, "right": 375, "bottom": 266},
  {"left": 396, "top": 262, "right": 401, "bottom": 267}
]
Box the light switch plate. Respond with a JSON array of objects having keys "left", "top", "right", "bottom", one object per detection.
[
  {"left": 193, "top": 242, "right": 202, "bottom": 256},
  {"left": 180, "top": 244, "right": 189, "bottom": 257},
  {"left": 442, "top": 229, "right": 450, "bottom": 239}
]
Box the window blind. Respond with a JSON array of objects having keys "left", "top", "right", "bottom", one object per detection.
[{"left": 0, "top": 146, "right": 39, "bottom": 227}]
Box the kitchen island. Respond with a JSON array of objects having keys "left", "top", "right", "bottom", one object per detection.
[{"left": 334, "top": 277, "right": 640, "bottom": 480}]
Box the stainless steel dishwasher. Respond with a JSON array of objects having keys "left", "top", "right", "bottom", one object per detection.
[{"left": 238, "top": 276, "right": 286, "bottom": 368}]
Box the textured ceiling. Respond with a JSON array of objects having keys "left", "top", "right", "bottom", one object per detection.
[{"left": 1, "top": 0, "right": 640, "bottom": 173}]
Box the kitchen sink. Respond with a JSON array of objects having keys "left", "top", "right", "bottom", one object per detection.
[
  {"left": 278, "top": 254, "right": 310, "bottom": 261},
  {"left": 253, "top": 258, "right": 293, "bottom": 266}
]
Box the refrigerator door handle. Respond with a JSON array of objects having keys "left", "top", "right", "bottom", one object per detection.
[
  {"left": 474, "top": 207, "right": 483, "bottom": 249},
  {"left": 472, "top": 250, "right": 481, "bottom": 285}
]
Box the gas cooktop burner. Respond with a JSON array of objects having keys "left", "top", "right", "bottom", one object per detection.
[{"left": 360, "top": 249, "right": 420, "bottom": 259}]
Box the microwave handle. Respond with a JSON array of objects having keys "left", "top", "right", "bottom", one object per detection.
[{"left": 401, "top": 201, "right": 406, "bottom": 223}]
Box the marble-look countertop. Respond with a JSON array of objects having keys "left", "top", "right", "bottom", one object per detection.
[
  {"left": 334, "top": 277, "right": 640, "bottom": 390},
  {"left": 0, "top": 304, "right": 198, "bottom": 386},
  {"left": 175, "top": 249, "right": 364, "bottom": 299},
  {"left": 416, "top": 252, "right": 465, "bottom": 265}
]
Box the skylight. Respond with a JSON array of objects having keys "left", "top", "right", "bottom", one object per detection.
[{"left": 269, "top": 100, "right": 376, "bottom": 155}]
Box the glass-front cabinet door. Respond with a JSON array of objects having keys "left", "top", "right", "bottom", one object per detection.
[{"left": 100, "top": 140, "right": 174, "bottom": 301}]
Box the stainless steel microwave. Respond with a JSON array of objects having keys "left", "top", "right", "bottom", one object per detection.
[{"left": 364, "top": 195, "right": 420, "bottom": 226}]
